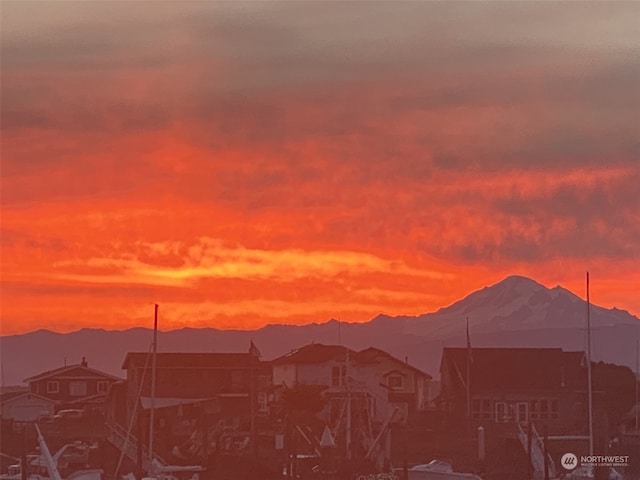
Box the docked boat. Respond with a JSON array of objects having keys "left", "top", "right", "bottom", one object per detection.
[
  {"left": 121, "top": 459, "right": 202, "bottom": 480},
  {"left": 406, "top": 460, "right": 484, "bottom": 480},
  {"left": 0, "top": 427, "right": 102, "bottom": 480}
]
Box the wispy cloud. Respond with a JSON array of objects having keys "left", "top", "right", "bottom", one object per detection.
[{"left": 50, "top": 238, "right": 450, "bottom": 287}]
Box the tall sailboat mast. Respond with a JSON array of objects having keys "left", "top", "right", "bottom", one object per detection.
[
  {"left": 345, "top": 346, "right": 351, "bottom": 460},
  {"left": 148, "top": 304, "right": 159, "bottom": 467},
  {"left": 635, "top": 340, "right": 640, "bottom": 435},
  {"left": 466, "top": 317, "right": 472, "bottom": 430},
  {"left": 586, "top": 273, "right": 594, "bottom": 457}
]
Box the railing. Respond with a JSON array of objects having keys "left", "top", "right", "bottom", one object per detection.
[
  {"left": 517, "top": 422, "right": 556, "bottom": 479},
  {"left": 105, "top": 419, "right": 167, "bottom": 473},
  {"left": 351, "top": 471, "right": 399, "bottom": 480}
]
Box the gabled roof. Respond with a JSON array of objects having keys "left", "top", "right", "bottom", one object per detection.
[
  {"left": 440, "top": 347, "right": 585, "bottom": 392},
  {"left": 24, "top": 364, "right": 123, "bottom": 383},
  {"left": 122, "top": 352, "right": 264, "bottom": 370},
  {"left": 0, "top": 390, "right": 29, "bottom": 404},
  {"left": 0, "top": 391, "right": 58, "bottom": 406},
  {"left": 358, "top": 347, "right": 432, "bottom": 379},
  {"left": 272, "top": 344, "right": 432, "bottom": 379},
  {"left": 271, "top": 344, "right": 356, "bottom": 365}
]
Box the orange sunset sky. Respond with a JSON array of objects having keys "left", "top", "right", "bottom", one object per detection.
[{"left": 1, "top": 2, "right": 639, "bottom": 335}]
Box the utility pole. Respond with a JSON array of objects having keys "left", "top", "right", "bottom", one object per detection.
[
  {"left": 466, "top": 317, "right": 472, "bottom": 433},
  {"left": 137, "top": 415, "right": 144, "bottom": 477},
  {"left": 586, "top": 273, "right": 594, "bottom": 457},
  {"left": 201, "top": 409, "right": 208, "bottom": 465},
  {"left": 403, "top": 424, "right": 408, "bottom": 480},
  {"left": 527, "top": 422, "right": 533, "bottom": 479},
  {"left": 345, "top": 347, "right": 351, "bottom": 460},
  {"left": 21, "top": 429, "right": 27, "bottom": 480},
  {"left": 250, "top": 359, "right": 257, "bottom": 457}
]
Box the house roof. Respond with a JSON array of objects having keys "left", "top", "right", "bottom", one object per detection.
[
  {"left": 24, "top": 364, "right": 123, "bottom": 383},
  {"left": 358, "top": 347, "right": 432, "bottom": 379},
  {"left": 271, "top": 344, "right": 357, "bottom": 365},
  {"left": 440, "top": 347, "right": 586, "bottom": 392},
  {"left": 0, "top": 391, "right": 58, "bottom": 406},
  {"left": 0, "top": 390, "right": 29, "bottom": 404},
  {"left": 122, "top": 352, "right": 265, "bottom": 370},
  {"left": 272, "top": 344, "right": 432, "bottom": 378}
]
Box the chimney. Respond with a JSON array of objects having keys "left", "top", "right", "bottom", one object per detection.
[
  {"left": 81, "top": 357, "right": 88, "bottom": 367},
  {"left": 405, "top": 356, "right": 408, "bottom": 364}
]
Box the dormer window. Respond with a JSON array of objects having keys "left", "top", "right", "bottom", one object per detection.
[{"left": 47, "top": 381, "right": 59, "bottom": 394}]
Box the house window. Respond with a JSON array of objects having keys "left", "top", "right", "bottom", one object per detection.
[
  {"left": 482, "top": 399, "right": 492, "bottom": 420},
  {"left": 529, "top": 399, "right": 558, "bottom": 420},
  {"left": 540, "top": 399, "right": 549, "bottom": 419},
  {"left": 472, "top": 398, "right": 492, "bottom": 420},
  {"left": 472, "top": 399, "right": 482, "bottom": 419},
  {"left": 495, "top": 402, "right": 509, "bottom": 423},
  {"left": 257, "top": 392, "right": 268, "bottom": 414},
  {"left": 47, "top": 381, "right": 59, "bottom": 394},
  {"left": 69, "top": 381, "right": 87, "bottom": 397},
  {"left": 388, "top": 375, "right": 403, "bottom": 390},
  {"left": 97, "top": 381, "right": 109, "bottom": 394},
  {"left": 332, "top": 365, "right": 346, "bottom": 387},
  {"left": 516, "top": 402, "right": 529, "bottom": 422}
]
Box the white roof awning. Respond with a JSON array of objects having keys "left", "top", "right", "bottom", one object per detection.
[{"left": 139, "top": 397, "right": 214, "bottom": 410}]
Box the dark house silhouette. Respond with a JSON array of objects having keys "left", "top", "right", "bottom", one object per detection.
[
  {"left": 117, "top": 352, "right": 272, "bottom": 459},
  {"left": 439, "top": 347, "right": 595, "bottom": 435},
  {"left": 24, "top": 357, "right": 122, "bottom": 414}
]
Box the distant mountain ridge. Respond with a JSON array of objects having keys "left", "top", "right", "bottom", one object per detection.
[
  {"left": 1, "top": 275, "right": 638, "bottom": 385},
  {"left": 378, "top": 275, "right": 637, "bottom": 337}
]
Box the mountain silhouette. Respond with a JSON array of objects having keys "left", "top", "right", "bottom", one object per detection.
[{"left": 1, "top": 275, "right": 637, "bottom": 385}]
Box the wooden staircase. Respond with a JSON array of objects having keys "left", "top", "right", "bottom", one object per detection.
[
  {"left": 105, "top": 419, "right": 167, "bottom": 473},
  {"left": 517, "top": 422, "right": 557, "bottom": 479}
]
